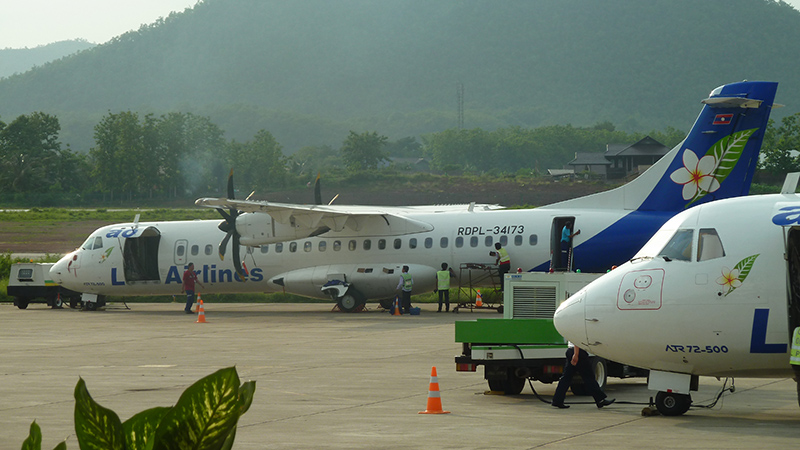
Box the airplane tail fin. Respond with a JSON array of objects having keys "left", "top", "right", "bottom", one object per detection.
[{"left": 546, "top": 81, "right": 778, "bottom": 212}]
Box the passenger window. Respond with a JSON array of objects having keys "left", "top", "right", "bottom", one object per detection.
[
  {"left": 275, "top": 243, "right": 283, "bottom": 253},
  {"left": 500, "top": 235, "right": 508, "bottom": 246},
  {"left": 697, "top": 228, "right": 725, "bottom": 261},
  {"left": 485, "top": 236, "right": 493, "bottom": 247},
  {"left": 471, "top": 236, "right": 478, "bottom": 247},
  {"left": 364, "top": 239, "right": 372, "bottom": 250},
  {"left": 394, "top": 238, "right": 402, "bottom": 250},
  {"left": 409, "top": 238, "right": 417, "bottom": 249},
  {"left": 529, "top": 234, "right": 538, "bottom": 246},
  {"left": 177, "top": 244, "right": 185, "bottom": 257},
  {"left": 260, "top": 245, "right": 268, "bottom": 254},
  {"left": 378, "top": 239, "right": 385, "bottom": 250},
  {"left": 191, "top": 245, "right": 199, "bottom": 256},
  {"left": 333, "top": 240, "right": 341, "bottom": 251},
  {"left": 290, "top": 242, "right": 297, "bottom": 253},
  {"left": 440, "top": 237, "right": 448, "bottom": 248},
  {"left": 304, "top": 241, "right": 312, "bottom": 252},
  {"left": 425, "top": 238, "right": 433, "bottom": 249},
  {"left": 207, "top": 245, "right": 215, "bottom": 255},
  {"left": 349, "top": 240, "right": 357, "bottom": 251},
  {"left": 514, "top": 235, "right": 523, "bottom": 246},
  {"left": 319, "top": 241, "right": 327, "bottom": 252},
  {"left": 455, "top": 237, "right": 464, "bottom": 248},
  {"left": 659, "top": 229, "right": 693, "bottom": 261}
]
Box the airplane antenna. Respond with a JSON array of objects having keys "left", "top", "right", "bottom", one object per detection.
[{"left": 133, "top": 213, "right": 140, "bottom": 228}]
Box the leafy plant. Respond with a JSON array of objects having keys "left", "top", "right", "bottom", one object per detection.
[{"left": 21, "top": 367, "right": 255, "bottom": 450}]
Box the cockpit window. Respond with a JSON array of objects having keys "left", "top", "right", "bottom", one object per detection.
[
  {"left": 697, "top": 228, "right": 725, "bottom": 261},
  {"left": 81, "top": 236, "right": 103, "bottom": 250},
  {"left": 659, "top": 229, "right": 693, "bottom": 261}
]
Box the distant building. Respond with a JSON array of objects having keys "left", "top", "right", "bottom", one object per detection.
[
  {"left": 567, "top": 136, "right": 670, "bottom": 180},
  {"left": 383, "top": 157, "right": 431, "bottom": 172}
]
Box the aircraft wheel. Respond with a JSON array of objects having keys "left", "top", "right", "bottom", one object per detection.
[
  {"left": 337, "top": 289, "right": 365, "bottom": 313},
  {"left": 15, "top": 298, "right": 29, "bottom": 310},
  {"left": 52, "top": 296, "right": 63, "bottom": 309},
  {"left": 487, "top": 368, "right": 526, "bottom": 395},
  {"left": 85, "top": 301, "right": 98, "bottom": 311},
  {"left": 655, "top": 391, "right": 692, "bottom": 416}
]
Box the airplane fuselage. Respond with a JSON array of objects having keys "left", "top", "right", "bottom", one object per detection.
[{"left": 50, "top": 206, "right": 670, "bottom": 301}]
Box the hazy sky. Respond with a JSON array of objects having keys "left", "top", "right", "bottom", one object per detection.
[
  {"left": 1, "top": 0, "right": 799, "bottom": 49},
  {"left": 0, "top": 0, "right": 199, "bottom": 49}
]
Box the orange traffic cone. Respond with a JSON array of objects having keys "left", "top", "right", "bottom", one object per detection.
[
  {"left": 475, "top": 289, "right": 483, "bottom": 307},
  {"left": 419, "top": 366, "right": 450, "bottom": 414},
  {"left": 393, "top": 296, "right": 402, "bottom": 316},
  {"left": 196, "top": 298, "right": 207, "bottom": 323}
]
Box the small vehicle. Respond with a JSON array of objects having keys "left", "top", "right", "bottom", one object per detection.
[{"left": 7, "top": 263, "right": 83, "bottom": 309}]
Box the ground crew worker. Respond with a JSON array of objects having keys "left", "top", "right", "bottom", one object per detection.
[
  {"left": 791, "top": 326, "right": 800, "bottom": 406},
  {"left": 435, "top": 262, "right": 456, "bottom": 312},
  {"left": 396, "top": 265, "right": 413, "bottom": 314},
  {"left": 491, "top": 242, "right": 511, "bottom": 291}
]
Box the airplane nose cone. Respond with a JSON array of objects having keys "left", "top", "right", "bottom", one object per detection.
[
  {"left": 554, "top": 290, "right": 587, "bottom": 345},
  {"left": 49, "top": 253, "right": 72, "bottom": 285}
]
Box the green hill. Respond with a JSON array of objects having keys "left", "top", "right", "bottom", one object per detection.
[{"left": 0, "top": 0, "right": 799, "bottom": 153}]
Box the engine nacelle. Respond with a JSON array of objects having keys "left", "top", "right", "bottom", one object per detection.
[
  {"left": 236, "top": 212, "right": 327, "bottom": 246},
  {"left": 268, "top": 263, "right": 438, "bottom": 300}
]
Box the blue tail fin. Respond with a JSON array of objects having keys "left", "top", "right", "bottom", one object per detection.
[{"left": 547, "top": 81, "right": 778, "bottom": 212}]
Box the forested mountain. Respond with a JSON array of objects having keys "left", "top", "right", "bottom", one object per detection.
[
  {"left": 0, "top": 40, "right": 95, "bottom": 79},
  {"left": 0, "top": 0, "right": 799, "bottom": 154}
]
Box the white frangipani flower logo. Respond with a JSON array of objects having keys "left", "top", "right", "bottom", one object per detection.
[{"left": 670, "top": 149, "right": 721, "bottom": 201}]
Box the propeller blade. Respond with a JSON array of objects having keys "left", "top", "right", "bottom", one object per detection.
[
  {"left": 227, "top": 169, "right": 235, "bottom": 200},
  {"left": 219, "top": 233, "right": 231, "bottom": 260},
  {"left": 232, "top": 234, "right": 247, "bottom": 281},
  {"left": 314, "top": 172, "right": 322, "bottom": 205}
]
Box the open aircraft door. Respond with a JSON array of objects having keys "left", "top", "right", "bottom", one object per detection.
[
  {"left": 122, "top": 226, "right": 161, "bottom": 283},
  {"left": 784, "top": 227, "right": 800, "bottom": 333},
  {"left": 550, "top": 217, "right": 576, "bottom": 272}
]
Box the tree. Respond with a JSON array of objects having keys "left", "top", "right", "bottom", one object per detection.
[
  {"left": 0, "top": 112, "right": 64, "bottom": 193},
  {"left": 760, "top": 113, "right": 800, "bottom": 174},
  {"left": 340, "top": 131, "right": 388, "bottom": 171},
  {"left": 226, "top": 129, "right": 289, "bottom": 194},
  {"left": 90, "top": 111, "right": 145, "bottom": 200}
]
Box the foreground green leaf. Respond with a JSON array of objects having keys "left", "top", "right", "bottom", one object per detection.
[
  {"left": 123, "top": 406, "right": 172, "bottom": 450},
  {"left": 74, "top": 377, "right": 125, "bottom": 450},
  {"left": 21, "top": 421, "right": 41, "bottom": 450},
  {"left": 152, "top": 367, "right": 241, "bottom": 450}
]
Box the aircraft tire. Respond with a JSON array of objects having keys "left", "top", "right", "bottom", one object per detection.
[
  {"left": 338, "top": 289, "right": 365, "bottom": 313},
  {"left": 655, "top": 391, "right": 692, "bottom": 416},
  {"left": 85, "top": 301, "right": 97, "bottom": 312},
  {"left": 15, "top": 298, "right": 29, "bottom": 310}
]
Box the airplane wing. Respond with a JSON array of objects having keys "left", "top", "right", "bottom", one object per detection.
[{"left": 195, "top": 197, "right": 443, "bottom": 234}]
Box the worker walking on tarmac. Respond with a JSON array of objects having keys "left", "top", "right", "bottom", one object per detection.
[
  {"left": 791, "top": 327, "right": 800, "bottom": 406},
  {"left": 435, "top": 262, "right": 456, "bottom": 312},
  {"left": 490, "top": 242, "right": 511, "bottom": 292},
  {"left": 396, "top": 265, "right": 413, "bottom": 314},
  {"left": 551, "top": 342, "right": 615, "bottom": 409}
]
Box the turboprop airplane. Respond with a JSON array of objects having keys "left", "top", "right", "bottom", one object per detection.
[
  {"left": 49, "top": 80, "right": 779, "bottom": 312},
  {"left": 553, "top": 173, "right": 800, "bottom": 416}
]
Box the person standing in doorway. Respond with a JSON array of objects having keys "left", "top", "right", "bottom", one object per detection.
[
  {"left": 396, "top": 265, "right": 413, "bottom": 314},
  {"left": 435, "top": 262, "right": 456, "bottom": 312},
  {"left": 560, "top": 221, "right": 580, "bottom": 271},
  {"left": 181, "top": 262, "right": 204, "bottom": 314}
]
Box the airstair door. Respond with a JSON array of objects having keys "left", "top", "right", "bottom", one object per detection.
[{"left": 550, "top": 217, "right": 576, "bottom": 272}]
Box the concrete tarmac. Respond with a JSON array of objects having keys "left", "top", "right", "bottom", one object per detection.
[{"left": 2, "top": 301, "right": 800, "bottom": 449}]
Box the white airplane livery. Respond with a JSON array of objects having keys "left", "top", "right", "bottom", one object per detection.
[
  {"left": 554, "top": 174, "right": 800, "bottom": 416},
  {"left": 49, "top": 81, "right": 779, "bottom": 312}
]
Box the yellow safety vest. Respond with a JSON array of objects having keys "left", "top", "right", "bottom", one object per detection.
[
  {"left": 437, "top": 270, "right": 451, "bottom": 290},
  {"left": 497, "top": 247, "right": 510, "bottom": 264},
  {"left": 401, "top": 272, "right": 413, "bottom": 291},
  {"left": 791, "top": 327, "right": 800, "bottom": 366}
]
